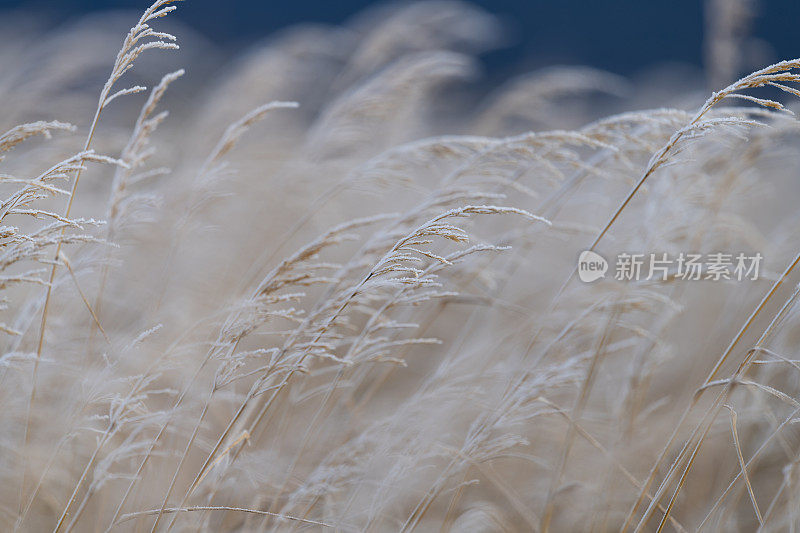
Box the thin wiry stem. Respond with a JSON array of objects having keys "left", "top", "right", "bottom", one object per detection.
[
  {"left": 113, "top": 506, "right": 337, "bottom": 529},
  {"left": 725, "top": 405, "right": 763, "bottom": 526}
]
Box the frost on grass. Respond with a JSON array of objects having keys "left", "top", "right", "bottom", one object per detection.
[{"left": 2, "top": 1, "right": 800, "bottom": 532}]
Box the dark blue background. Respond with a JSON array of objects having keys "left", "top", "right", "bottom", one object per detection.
[{"left": 1, "top": 0, "right": 798, "bottom": 77}]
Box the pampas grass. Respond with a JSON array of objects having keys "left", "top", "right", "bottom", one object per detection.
[{"left": 2, "top": 0, "right": 800, "bottom": 531}]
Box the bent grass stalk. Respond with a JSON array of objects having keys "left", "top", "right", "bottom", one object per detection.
[{"left": 21, "top": 0, "right": 180, "bottom": 516}]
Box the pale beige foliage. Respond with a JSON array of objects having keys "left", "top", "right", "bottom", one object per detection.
[{"left": 2, "top": 1, "right": 800, "bottom": 533}]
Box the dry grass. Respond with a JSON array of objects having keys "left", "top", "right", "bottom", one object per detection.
[{"left": 2, "top": 1, "right": 800, "bottom": 531}]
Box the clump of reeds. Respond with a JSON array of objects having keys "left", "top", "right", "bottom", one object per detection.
[{"left": 2, "top": 1, "right": 800, "bottom": 531}]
